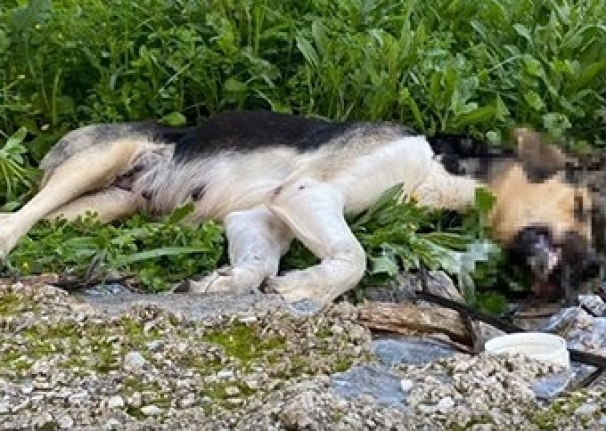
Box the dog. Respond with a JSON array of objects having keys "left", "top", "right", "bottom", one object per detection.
[{"left": 0, "top": 111, "right": 602, "bottom": 309}]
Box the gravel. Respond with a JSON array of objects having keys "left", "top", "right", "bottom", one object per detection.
[{"left": 1, "top": 280, "right": 605, "bottom": 430}]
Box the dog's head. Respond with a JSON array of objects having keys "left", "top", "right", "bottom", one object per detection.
[{"left": 488, "top": 128, "right": 604, "bottom": 301}]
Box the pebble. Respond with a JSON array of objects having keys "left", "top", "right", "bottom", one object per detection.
[
  {"left": 103, "top": 418, "right": 122, "bottom": 430},
  {"left": 141, "top": 405, "right": 163, "bottom": 416},
  {"left": 33, "top": 412, "right": 55, "bottom": 429},
  {"left": 400, "top": 378, "right": 414, "bottom": 392},
  {"left": 107, "top": 395, "right": 125, "bottom": 409},
  {"left": 216, "top": 369, "right": 235, "bottom": 380},
  {"left": 574, "top": 402, "right": 599, "bottom": 417},
  {"left": 436, "top": 396, "right": 455, "bottom": 413},
  {"left": 21, "top": 384, "right": 34, "bottom": 395},
  {"left": 238, "top": 315, "right": 258, "bottom": 324},
  {"left": 57, "top": 413, "right": 74, "bottom": 429},
  {"left": 178, "top": 394, "right": 196, "bottom": 408},
  {"left": 128, "top": 392, "right": 142, "bottom": 408},
  {"left": 244, "top": 378, "right": 261, "bottom": 390},
  {"left": 123, "top": 351, "right": 147, "bottom": 371},
  {"left": 146, "top": 340, "right": 163, "bottom": 351},
  {"left": 225, "top": 386, "right": 240, "bottom": 397}
]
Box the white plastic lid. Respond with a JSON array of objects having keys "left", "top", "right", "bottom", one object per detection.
[{"left": 484, "top": 332, "right": 570, "bottom": 369}]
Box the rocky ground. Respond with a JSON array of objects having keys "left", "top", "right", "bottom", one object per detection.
[{"left": 1, "top": 280, "right": 605, "bottom": 430}]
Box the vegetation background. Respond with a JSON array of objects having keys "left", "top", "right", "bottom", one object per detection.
[{"left": 0, "top": 0, "right": 604, "bottom": 302}]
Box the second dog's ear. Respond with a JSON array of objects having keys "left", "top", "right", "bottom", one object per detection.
[{"left": 513, "top": 128, "right": 569, "bottom": 182}]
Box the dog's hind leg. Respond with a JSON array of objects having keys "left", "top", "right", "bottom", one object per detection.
[
  {"left": 44, "top": 186, "right": 141, "bottom": 223},
  {"left": 188, "top": 206, "right": 293, "bottom": 294},
  {"left": 0, "top": 140, "right": 142, "bottom": 257},
  {"left": 264, "top": 178, "right": 366, "bottom": 311}
]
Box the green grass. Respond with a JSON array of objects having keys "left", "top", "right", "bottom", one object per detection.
[
  {"left": 5, "top": 206, "right": 225, "bottom": 292},
  {"left": 1, "top": 0, "right": 604, "bottom": 143}
]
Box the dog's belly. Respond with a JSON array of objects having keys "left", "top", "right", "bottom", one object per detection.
[
  {"left": 134, "top": 133, "right": 437, "bottom": 222},
  {"left": 137, "top": 148, "right": 300, "bottom": 220}
]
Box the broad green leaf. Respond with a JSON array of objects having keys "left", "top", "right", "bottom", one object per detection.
[
  {"left": 224, "top": 78, "right": 247, "bottom": 93},
  {"left": 572, "top": 60, "right": 606, "bottom": 91},
  {"left": 524, "top": 90, "right": 545, "bottom": 111},
  {"left": 164, "top": 203, "right": 196, "bottom": 225},
  {"left": 513, "top": 24, "right": 533, "bottom": 45},
  {"left": 296, "top": 34, "right": 319, "bottom": 68},
  {"left": 113, "top": 246, "right": 215, "bottom": 266},
  {"left": 159, "top": 112, "right": 187, "bottom": 127},
  {"left": 453, "top": 105, "right": 495, "bottom": 127},
  {"left": 474, "top": 188, "right": 496, "bottom": 215},
  {"left": 368, "top": 254, "right": 399, "bottom": 276},
  {"left": 3, "top": 127, "right": 28, "bottom": 151}
]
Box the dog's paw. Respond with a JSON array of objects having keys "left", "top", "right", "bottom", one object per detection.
[
  {"left": 187, "top": 267, "right": 260, "bottom": 294},
  {"left": 0, "top": 215, "right": 21, "bottom": 259},
  {"left": 264, "top": 274, "right": 334, "bottom": 312}
]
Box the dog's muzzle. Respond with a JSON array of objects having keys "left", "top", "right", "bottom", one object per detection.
[{"left": 512, "top": 226, "right": 604, "bottom": 300}]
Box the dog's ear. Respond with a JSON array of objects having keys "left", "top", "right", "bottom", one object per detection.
[{"left": 513, "top": 128, "right": 569, "bottom": 182}]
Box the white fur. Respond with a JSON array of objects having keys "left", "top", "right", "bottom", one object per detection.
[{"left": 136, "top": 135, "right": 471, "bottom": 222}]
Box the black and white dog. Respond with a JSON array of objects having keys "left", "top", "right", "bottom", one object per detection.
[{"left": 0, "top": 111, "right": 602, "bottom": 307}]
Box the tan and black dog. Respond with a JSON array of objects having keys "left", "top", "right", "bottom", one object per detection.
[{"left": 0, "top": 111, "right": 602, "bottom": 308}]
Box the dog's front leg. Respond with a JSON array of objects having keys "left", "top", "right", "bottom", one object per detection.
[
  {"left": 189, "top": 206, "right": 293, "bottom": 294},
  {"left": 265, "top": 178, "right": 366, "bottom": 311}
]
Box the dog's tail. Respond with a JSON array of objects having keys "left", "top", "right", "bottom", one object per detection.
[{"left": 40, "top": 121, "right": 196, "bottom": 174}]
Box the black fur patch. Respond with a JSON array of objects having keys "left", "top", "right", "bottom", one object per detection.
[
  {"left": 428, "top": 134, "right": 490, "bottom": 157},
  {"left": 428, "top": 133, "right": 514, "bottom": 178},
  {"left": 170, "top": 111, "right": 363, "bottom": 160},
  {"left": 436, "top": 154, "right": 464, "bottom": 175}
]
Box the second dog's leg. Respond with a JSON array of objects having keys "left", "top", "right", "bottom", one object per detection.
[
  {"left": 265, "top": 178, "right": 367, "bottom": 309},
  {"left": 0, "top": 141, "right": 140, "bottom": 257},
  {"left": 189, "top": 206, "right": 293, "bottom": 294}
]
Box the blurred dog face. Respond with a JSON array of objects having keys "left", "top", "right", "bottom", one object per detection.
[{"left": 488, "top": 129, "right": 604, "bottom": 301}]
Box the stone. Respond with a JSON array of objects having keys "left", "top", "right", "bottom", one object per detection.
[
  {"left": 372, "top": 338, "right": 455, "bottom": 367},
  {"left": 225, "top": 386, "right": 240, "bottom": 397},
  {"left": 141, "top": 405, "right": 163, "bottom": 416},
  {"left": 400, "top": 379, "right": 414, "bottom": 392},
  {"left": 103, "top": 418, "right": 122, "bottom": 430},
  {"left": 574, "top": 403, "right": 599, "bottom": 417},
  {"left": 436, "top": 396, "right": 455, "bottom": 413},
  {"left": 178, "top": 394, "right": 196, "bottom": 408},
  {"left": 331, "top": 365, "right": 405, "bottom": 406},
  {"left": 57, "top": 413, "right": 75, "bottom": 429},
  {"left": 123, "top": 351, "right": 147, "bottom": 371},
  {"left": 107, "top": 395, "right": 125, "bottom": 409},
  {"left": 280, "top": 391, "right": 317, "bottom": 429}
]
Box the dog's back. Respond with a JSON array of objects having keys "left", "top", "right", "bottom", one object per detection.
[{"left": 135, "top": 111, "right": 435, "bottom": 220}]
